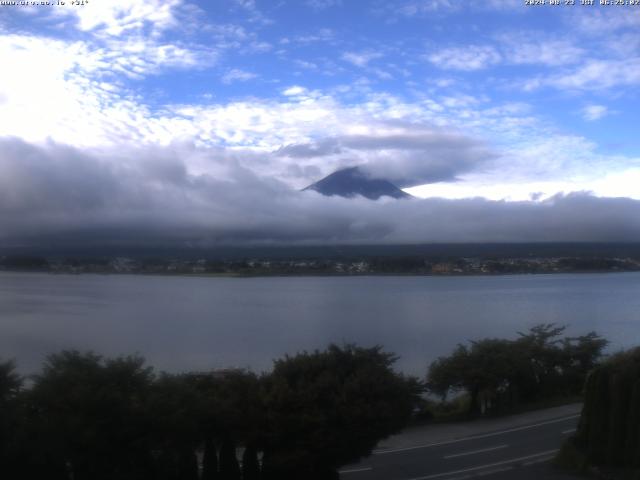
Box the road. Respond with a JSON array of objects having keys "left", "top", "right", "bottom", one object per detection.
[{"left": 339, "top": 404, "right": 583, "bottom": 480}]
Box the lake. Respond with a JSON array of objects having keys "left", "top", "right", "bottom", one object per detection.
[{"left": 1, "top": 272, "right": 639, "bottom": 376}]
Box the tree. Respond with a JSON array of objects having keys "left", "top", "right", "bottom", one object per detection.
[
  {"left": 427, "top": 340, "right": 518, "bottom": 414},
  {"left": 146, "top": 373, "right": 203, "bottom": 480},
  {"left": 241, "top": 444, "right": 260, "bottom": 480},
  {"left": 427, "top": 325, "right": 608, "bottom": 415},
  {"left": 0, "top": 360, "right": 21, "bottom": 402},
  {"left": 29, "top": 351, "right": 155, "bottom": 480},
  {"left": 186, "top": 369, "right": 264, "bottom": 479},
  {"left": 202, "top": 438, "right": 219, "bottom": 480},
  {"left": 219, "top": 437, "right": 241, "bottom": 480},
  {"left": 515, "top": 324, "right": 607, "bottom": 400},
  {"left": 515, "top": 323, "right": 567, "bottom": 400},
  {"left": 560, "top": 332, "right": 608, "bottom": 394},
  {"left": 0, "top": 360, "right": 24, "bottom": 477},
  {"left": 427, "top": 344, "right": 470, "bottom": 400},
  {"left": 197, "top": 370, "right": 264, "bottom": 446},
  {"left": 261, "top": 344, "right": 422, "bottom": 479}
]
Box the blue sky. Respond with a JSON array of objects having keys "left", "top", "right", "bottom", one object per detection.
[{"left": 1, "top": 0, "right": 639, "bottom": 245}]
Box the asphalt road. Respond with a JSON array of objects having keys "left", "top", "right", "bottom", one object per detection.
[{"left": 339, "top": 404, "right": 583, "bottom": 480}]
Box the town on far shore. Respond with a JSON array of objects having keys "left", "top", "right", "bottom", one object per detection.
[{"left": 2, "top": 253, "right": 640, "bottom": 276}]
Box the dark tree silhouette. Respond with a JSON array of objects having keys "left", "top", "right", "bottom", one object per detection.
[
  {"left": 2, "top": 344, "right": 420, "bottom": 480},
  {"left": 573, "top": 347, "right": 640, "bottom": 469},
  {"left": 261, "top": 344, "right": 422, "bottom": 479},
  {"left": 427, "top": 325, "right": 608, "bottom": 415},
  {"left": 147, "top": 373, "right": 202, "bottom": 479},
  {"left": 202, "top": 438, "right": 219, "bottom": 480},
  {"left": 28, "top": 351, "right": 155, "bottom": 480},
  {"left": 0, "top": 360, "right": 24, "bottom": 478},
  {"left": 219, "top": 437, "right": 241, "bottom": 480},
  {"left": 242, "top": 444, "right": 260, "bottom": 480}
]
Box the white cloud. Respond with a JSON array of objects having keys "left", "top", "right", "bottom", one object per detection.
[
  {"left": 407, "top": 174, "right": 640, "bottom": 202},
  {"left": 102, "top": 38, "right": 217, "bottom": 79},
  {"left": 342, "top": 51, "right": 383, "bottom": 68},
  {"left": 230, "top": 0, "right": 272, "bottom": 24},
  {"left": 383, "top": 0, "right": 520, "bottom": 17},
  {"left": 247, "top": 41, "right": 272, "bottom": 53},
  {"left": 505, "top": 38, "right": 585, "bottom": 66},
  {"left": 572, "top": 8, "right": 640, "bottom": 34},
  {"left": 365, "top": 67, "right": 393, "bottom": 81},
  {"left": 440, "top": 94, "right": 482, "bottom": 108},
  {"left": 408, "top": 164, "right": 640, "bottom": 203},
  {"left": 293, "top": 59, "right": 319, "bottom": 71},
  {"left": 286, "top": 28, "right": 335, "bottom": 46},
  {"left": 427, "top": 46, "right": 501, "bottom": 71},
  {"left": 581, "top": 105, "right": 609, "bottom": 122},
  {"left": 407, "top": 122, "right": 640, "bottom": 202},
  {"left": 526, "top": 58, "right": 640, "bottom": 91},
  {"left": 221, "top": 68, "right": 257, "bottom": 84},
  {"left": 52, "top": 0, "right": 183, "bottom": 36},
  {"left": 282, "top": 85, "right": 308, "bottom": 96},
  {"left": 394, "top": 0, "right": 459, "bottom": 16},
  {"left": 426, "top": 38, "right": 584, "bottom": 73},
  {"left": 0, "top": 32, "right": 215, "bottom": 147},
  {"left": 483, "top": 0, "right": 522, "bottom": 9},
  {"left": 0, "top": 35, "right": 107, "bottom": 146},
  {"left": 305, "top": 0, "right": 342, "bottom": 10}
]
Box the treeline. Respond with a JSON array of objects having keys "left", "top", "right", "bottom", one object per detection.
[
  {"left": 426, "top": 324, "right": 608, "bottom": 415},
  {"left": 0, "top": 327, "right": 612, "bottom": 479},
  {"left": 0, "top": 255, "right": 50, "bottom": 270},
  {"left": 3, "top": 254, "right": 640, "bottom": 276},
  {"left": 0, "top": 345, "right": 421, "bottom": 480}
]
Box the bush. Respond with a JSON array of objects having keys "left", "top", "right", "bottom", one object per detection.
[{"left": 572, "top": 347, "right": 640, "bottom": 472}]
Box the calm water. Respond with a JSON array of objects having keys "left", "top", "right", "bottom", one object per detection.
[{"left": 1, "top": 272, "right": 639, "bottom": 376}]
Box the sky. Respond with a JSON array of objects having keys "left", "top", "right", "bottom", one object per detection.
[{"left": 1, "top": 0, "right": 640, "bottom": 247}]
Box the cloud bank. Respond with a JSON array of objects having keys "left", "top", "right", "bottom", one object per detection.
[{"left": 1, "top": 137, "right": 639, "bottom": 248}]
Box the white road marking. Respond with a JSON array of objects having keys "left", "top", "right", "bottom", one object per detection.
[
  {"left": 523, "top": 455, "right": 556, "bottom": 466},
  {"left": 426, "top": 466, "right": 514, "bottom": 480},
  {"left": 374, "top": 415, "right": 579, "bottom": 455},
  {"left": 406, "top": 449, "right": 559, "bottom": 480},
  {"left": 339, "top": 466, "right": 373, "bottom": 474},
  {"left": 444, "top": 444, "right": 508, "bottom": 459},
  {"left": 561, "top": 428, "right": 576, "bottom": 434},
  {"left": 477, "top": 466, "right": 514, "bottom": 476}
]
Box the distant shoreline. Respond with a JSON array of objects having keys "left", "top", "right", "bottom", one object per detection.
[
  {"left": 2, "top": 266, "right": 639, "bottom": 279},
  {"left": 3, "top": 251, "right": 640, "bottom": 278}
]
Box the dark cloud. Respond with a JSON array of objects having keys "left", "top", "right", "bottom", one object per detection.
[
  {"left": 1, "top": 136, "right": 639, "bottom": 247},
  {"left": 274, "top": 129, "right": 496, "bottom": 187}
]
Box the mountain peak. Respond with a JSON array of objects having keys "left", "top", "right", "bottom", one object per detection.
[{"left": 303, "top": 167, "right": 411, "bottom": 200}]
